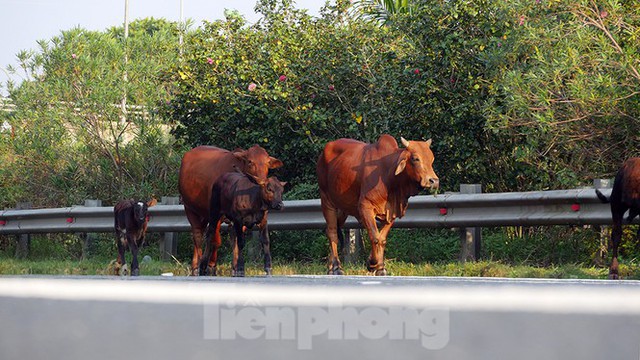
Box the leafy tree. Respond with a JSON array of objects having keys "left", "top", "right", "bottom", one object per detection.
[
  {"left": 486, "top": 0, "right": 640, "bottom": 185},
  {"left": 1, "top": 18, "right": 184, "bottom": 208},
  {"left": 349, "top": 0, "right": 414, "bottom": 25}
]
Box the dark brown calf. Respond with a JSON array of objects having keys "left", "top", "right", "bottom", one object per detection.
[
  {"left": 114, "top": 198, "right": 157, "bottom": 276},
  {"left": 595, "top": 157, "right": 640, "bottom": 279},
  {"left": 199, "top": 172, "right": 286, "bottom": 277}
]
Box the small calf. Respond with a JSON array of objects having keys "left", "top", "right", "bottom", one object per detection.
[
  {"left": 114, "top": 198, "right": 157, "bottom": 276},
  {"left": 595, "top": 157, "right": 640, "bottom": 279},
  {"left": 199, "top": 172, "right": 286, "bottom": 277}
]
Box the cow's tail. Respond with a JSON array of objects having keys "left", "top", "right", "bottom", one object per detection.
[{"left": 595, "top": 188, "right": 610, "bottom": 203}]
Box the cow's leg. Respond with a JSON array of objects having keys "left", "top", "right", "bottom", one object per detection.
[
  {"left": 232, "top": 222, "right": 246, "bottom": 277},
  {"left": 129, "top": 234, "right": 140, "bottom": 276},
  {"left": 359, "top": 206, "right": 391, "bottom": 276},
  {"left": 200, "top": 217, "right": 222, "bottom": 276},
  {"left": 372, "top": 222, "right": 393, "bottom": 276},
  {"left": 321, "top": 198, "right": 344, "bottom": 275},
  {"left": 257, "top": 216, "right": 272, "bottom": 276},
  {"left": 115, "top": 230, "right": 126, "bottom": 276},
  {"left": 185, "top": 208, "right": 207, "bottom": 276},
  {"left": 609, "top": 204, "right": 626, "bottom": 280}
]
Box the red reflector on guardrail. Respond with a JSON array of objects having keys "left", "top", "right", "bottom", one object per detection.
[
  {"left": 66, "top": 217, "right": 74, "bottom": 223},
  {"left": 571, "top": 204, "right": 580, "bottom": 212},
  {"left": 439, "top": 208, "right": 448, "bottom": 215},
  {"left": 0, "top": 220, "right": 5, "bottom": 226}
]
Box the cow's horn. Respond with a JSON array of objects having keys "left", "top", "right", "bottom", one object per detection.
[{"left": 401, "top": 137, "right": 410, "bottom": 148}]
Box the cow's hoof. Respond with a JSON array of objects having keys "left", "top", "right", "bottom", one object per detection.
[
  {"left": 366, "top": 259, "right": 378, "bottom": 272},
  {"left": 374, "top": 268, "right": 388, "bottom": 276},
  {"left": 609, "top": 272, "right": 619, "bottom": 280},
  {"left": 264, "top": 268, "right": 273, "bottom": 277},
  {"left": 191, "top": 268, "right": 199, "bottom": 277},
  {"left": 132, "top": 268, "right": 140, "bottom": 277},
  {"left": 327, "top": 268, "right": 345, "bottom": 275},
  {"left": 202, "top": 265, "right": 216, "bottom": 276},
  {"left": 233, "top": 270, "right": 245, "bottom": 277},
  {"left": 120, "top": 264, "right": 129, "bottom": 277}
]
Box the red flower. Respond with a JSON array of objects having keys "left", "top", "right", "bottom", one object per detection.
[
  {"left": 328, "top": 84, "right": 335, "bottom": 91},
  {"left": 279, "top": 75, "right": 287, "bottom": 82},
  {"left": 413, "top": 68, "right": 420, "bottom": 74}
]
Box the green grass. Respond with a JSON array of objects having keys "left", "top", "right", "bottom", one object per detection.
[{"left": 1, "top": 257, "right": 639, "bottom": 279}]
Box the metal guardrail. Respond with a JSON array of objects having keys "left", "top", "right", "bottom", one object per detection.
[{"left": 0, "top": 188, "right": 615, "bottom": 235}]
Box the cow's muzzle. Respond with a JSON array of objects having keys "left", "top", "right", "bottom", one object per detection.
[
  {"left": 421, "top": 177, "right": 439, "bottom": 190},
  {"left": 270, "top": 202, "right": 284, "bottom": 211}
]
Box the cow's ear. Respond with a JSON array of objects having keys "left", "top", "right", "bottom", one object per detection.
[
  {"left": 425, "top": 138, "right": 432, "bottom": 146},
  {"left": 147, "top": 198, "right": 158, "bottom": 207},
  {"left": 280, "top": 181, "right": 288, "bottom": 187},
  {"left": 394, "top": 152, "right": 409, "bottom": 175},
  {"left": 269, "top": 157, "right": 283, "bottom": 169}
]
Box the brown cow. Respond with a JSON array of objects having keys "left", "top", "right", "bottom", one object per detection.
[
  {"left": 595, "top": 157, "right": 640, "bottom": 279},
  {"left": 317, "top": 135, "right": 439, "bottom": 275},
  {"left": 114, "top": 198, "right": 157, "bottom": 276},
  {"left": 178, "top": 145, "right": 283, "bottom": 275},
  {"left": 199, "top": 172, "right": 286, "bottom": 276}
]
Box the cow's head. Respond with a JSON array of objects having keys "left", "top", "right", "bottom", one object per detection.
[
  {"left": 260, "top": 176, "right": 287, "bottom": 211},
  {"left": 395, "top": 137, "right": 439, "bottom": 190},
  {"left": 133, "top": 198, "right": 157, "bottom": 224},
  {"left": 234, "top": 145, "right": 283, "bottom": 183}
]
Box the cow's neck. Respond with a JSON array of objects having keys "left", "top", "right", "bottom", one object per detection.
[{"left": 383, "top": 170, "right": 420, "bottom": 222}]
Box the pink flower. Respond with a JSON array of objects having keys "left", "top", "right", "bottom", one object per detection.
[
  {"left": 279, "top": 75, "right": 287, "bottom": 82},
  {"left": 498, "top": 42, "right": 502, "bottom": 47},
  {"left": 518, "top": 15, "right": 525, "bottom": 26},
  {"left": 248, "top": 83, "right": 257, "bottom": 91},
  {"left": 600, "top": 10, "right": 608, "bottom": 18},
  {"left": 207, "top": 58, "right": 214, "bottom": 65},
  {"left": 413, "top": 68, "right": 420, "bottom": 75},
  {"left": 328, "top": 84, "right": 335, "bottom": 91},
  {"left": 71, "top": 53, "right": 77, "bottom": 59}
]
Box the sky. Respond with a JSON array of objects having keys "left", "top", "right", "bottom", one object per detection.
[{"left": 0, "top": 0, "right": 326, "bottom": 96}]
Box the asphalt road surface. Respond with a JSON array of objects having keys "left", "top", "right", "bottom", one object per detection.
[{"left": 1, "top": 275, "right": 639, "bottom": 360}]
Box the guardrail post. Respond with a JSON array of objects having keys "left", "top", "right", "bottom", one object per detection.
[
  {"left": 459, "top": 184, "right": 482, "bottom": 262},
  {"left": 160, "top": 197, "right": 179, "bottom": 260},
  {"left": 341, "top": 229, "right": 363, "bottom": 264},
  {"left": 14, "top": 202, "right": 31, "bottom": 259},
  {"left": 593, "top": 178, "right": 613, "bottom": 266},
  {"left": 81, "top": 199, "right": 102, "bottom": 259}
]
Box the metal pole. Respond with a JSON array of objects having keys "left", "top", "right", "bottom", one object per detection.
[
  {"left": 593, "top": 178, "right": 613, "bottom": 266},
  {"left": 81, "top": 199, "right": 102, "bottom": 259},
  {"left": 159, "top": 197, "right": 179, "bottom": 260},
  {"left": 14, "top": 202, "right": 31, "bottom": 259},
  {"left": 459, "top": 184, "right": 482, "bottom": 262},
  {"left": 179, "top": 0, "right": 184, "bottom": 56},
  {"left": 121, "top": 0, "right": 129, "bottom": 123}
]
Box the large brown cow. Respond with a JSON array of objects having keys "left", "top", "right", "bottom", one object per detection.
[
  {"left": 595, "top": 157, "right": 640, "bottom": 279},
  {"left": 179, "top": 145, "right": 283, "bottom": 275},
  {"left": 317, "top": 134, "right": 439, "bottom": 275}
]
